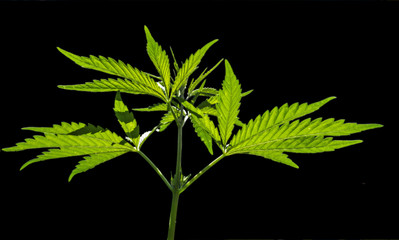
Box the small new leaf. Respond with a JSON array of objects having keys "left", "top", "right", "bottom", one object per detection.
[{"left": 171, "top": 39, "right": 218, "bottom": 97}]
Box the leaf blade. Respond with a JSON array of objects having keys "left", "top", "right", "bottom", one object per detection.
[
  {"left": 114, "top": 92, "right": 140, "bottom": 146},
  {"left": 58, "top": 77, "right": 166, "bottom": 101},
  {"left": 144, "top": 26, "right": 171, "bottom": 97},
  {"left": 230, "top": 97, "right": 337, "bottom": 147},
  {"left": 57, "top": 47, "right": 167, "bottom": 101},
  {"left": 171, "top": 39, "right": 218, "bottom": 97},
  {"left": 68, "top": 151, "right": 127, "bottom": 182},
  {"left": 216, "top": 60, "right": 242, "bottom": 148},
  {"left": 228, "top": 117, "right": 382, "bottom": 155}
]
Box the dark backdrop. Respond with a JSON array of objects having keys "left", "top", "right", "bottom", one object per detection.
[{"left": 1, "top": 1, "right": 396, "bottom": 240}]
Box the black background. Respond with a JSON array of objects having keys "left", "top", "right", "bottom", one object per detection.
[{"left": 0, "top": 1, "right": 397, "bottom": 240}]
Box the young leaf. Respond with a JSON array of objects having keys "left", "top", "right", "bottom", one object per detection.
[
  {"left": 144, "top": 26, "right": 171, "bottom": 97},
  {"left": 216, "top": 60, "right": 242, "bottom": 148},
  {"left": 169, "top": 47, "right": 180, "bottom": 73},
  {"left": 114, "top": 92, "right": 140, "bottom": 146},
  {"left": 188, "top": 58, "right": 224, "bottom": 96},
  {"left": 171, "top": 39, "right": 218, "bottom": 97}
]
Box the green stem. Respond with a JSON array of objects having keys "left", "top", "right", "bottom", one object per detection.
[
  {"left": 180, "top": 154, "right": 225, "bottom": 193},
  {"left": 167, "top": 110, "right": 184, "bottom": 240},
  {"left": 137, "top": 150, "right": 172, "bottom": 191},
  {"left": 167, "top": 186, "right": 180, "bottom": 240}
]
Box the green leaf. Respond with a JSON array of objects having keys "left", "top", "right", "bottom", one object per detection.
[
  {"left": 190, "top": 87, "right": 219, "bottom": 98},
  {"left": 22, "top": 122, "right": 90, "bottom": 134},
  {"left": 176, "top": 98, "right": 204, "bottom": 118},
  {"left": 228, "top": 117, "right": 382, "bottom": 155},
  {"left": 169, "top": 47, "right": 180, "bottom": 73},
  {"left": 2, "top": 129, "right": 132, "bottom": 152},
  {"left": 144, "top": 26, "right": 171, "bottom": 97},
  {"left": 132, "top": 103, "right": 168, "bottom": 112},
  {"left": 114, "top": 92, "right": 140, "bottom": 146},
  {"left": 245, "top": 151, "right": 299, "bottom": 169},
  {"left": 20, "top": 147, "right": 125, "bottom": 171},
  {"left": 137, "top": 125, "right": 159, "bottom": 150},
  {"left": 58, "top": 77, "right": 166, "bottom": 101},
  {"left": 57, "top": 47, "right": 134, "bottom": 79},
  {"left": 216, "top": 60, "right": 242, "bottom": 148},
  {"left": 188, "top": 58, "right": 224, "bottom": 96},
  {"left": 189, "top": 110, "right": 221, "bottom": 152},
  {"left": 171, "top": 39, "right": 218, "bottom": 97},
  {"left": 2, "top": 122, "right": 134, "bottom": 179},
  {"left": 69, "top": 151, "right": 127, "bottom": 182},
  {"left": 158, "top": 110, "right": 181, "bottom": 132},
  {"left": 190, "top": 115, "right": 214, "bottom": 155},
  {"left": 230, "top": 97, "right": 337, "bottom": 148},
  {"left": 57, "top": 48, "right": 166, "bottom": 101}
]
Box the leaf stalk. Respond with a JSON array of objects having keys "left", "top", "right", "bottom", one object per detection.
[
  {"left": 180, "top": 154, "right": 225, "bottom": 193},
  {"left": 137, "top": 150, "right": 172, "bottom": 191}
]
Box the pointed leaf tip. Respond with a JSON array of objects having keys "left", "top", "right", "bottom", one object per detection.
[{"left": 68, "top": 173, "right": 75, "bottom": 182}]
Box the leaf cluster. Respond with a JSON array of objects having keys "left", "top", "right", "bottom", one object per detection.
[{"left": 2, "top": 26, "right": 382, "bottom": 183}]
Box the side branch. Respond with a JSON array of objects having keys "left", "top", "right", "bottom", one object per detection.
[
  {"left": 180, "top": 154, "right": 225, "bottom": 193},
  {"left": 138, "top": 151, "right": 172, "bottom": 191}
]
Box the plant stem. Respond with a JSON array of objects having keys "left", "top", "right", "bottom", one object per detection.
[
  {"left": 167, "top": 112, "right": 184, "bottom": 240},
  {"left": 167, "top": 186, "right": 180, "bottom": 240}
]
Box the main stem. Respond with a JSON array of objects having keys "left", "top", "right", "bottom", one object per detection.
[{"left": 167, "top": 116, "right": 184, "bottom": 240}]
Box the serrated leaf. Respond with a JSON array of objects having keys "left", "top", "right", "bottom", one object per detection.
[
  {"left": 2, "top": 130, "right": 131, "bottom": 152},
  {"left": 190, "top": 87, "right": 219, "bottom": 98},
  {"left": 132, "top": 103, "right": 168, "bottom": 112},
  {"left": 114, "top": 92, "right": 140, "bottom": 146},
  {"left": 2, "top": 122, "right": 134, "bottom": 180},
  {"left": 169, "top": 47, "right": 180, "bottom": 73},
  {"left": 57, "top": 48, "right": 166, "bottom": 102},
  {"left": 228, "top": 117, "right": 382, "bottom": 155},
  {"left": 190, "top": 115, "right": 214, "bottom": 155},
  {"left": 188, "top": 58, "right": 224, "bottom": 96},
  {"left": 23, "top": 122, "right": 89, "bottom": 134},
  {"left": 171, "top": 39, "right": 218, "bottom": 97},
  {"left": 144, "top": 26, "right": 171, "bottom": 97},
  {"left": 177, "top": 98, "right": 204, "bottom": 118},
  {"left": 246, "top": 151, "right": 299, "bottom": 169},
  {"left": 69, "top": 151, "right": 127, "bottom": 182},
  {"left": 157, "top": 110, "right": 181, "bottom": 132},
  {"left": 216, "top": 60, "right": 242, "bottom": 148},
  {"left": 20, "top": 147, "right": 126, "bottom": 171},
  {"left": 230, "top": 97, "right": 337, "bottom": 147},
  {"left": 190, "top": 113, "right": 221, "bottom": 150}
]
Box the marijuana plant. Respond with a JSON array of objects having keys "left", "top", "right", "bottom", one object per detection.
[{"left": 2, "top": 26, "right": 382, "bottom": 240}]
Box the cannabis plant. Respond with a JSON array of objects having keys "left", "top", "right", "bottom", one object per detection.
[{"left": 2, "top": 26, "right": 382, "bottom": 240}]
